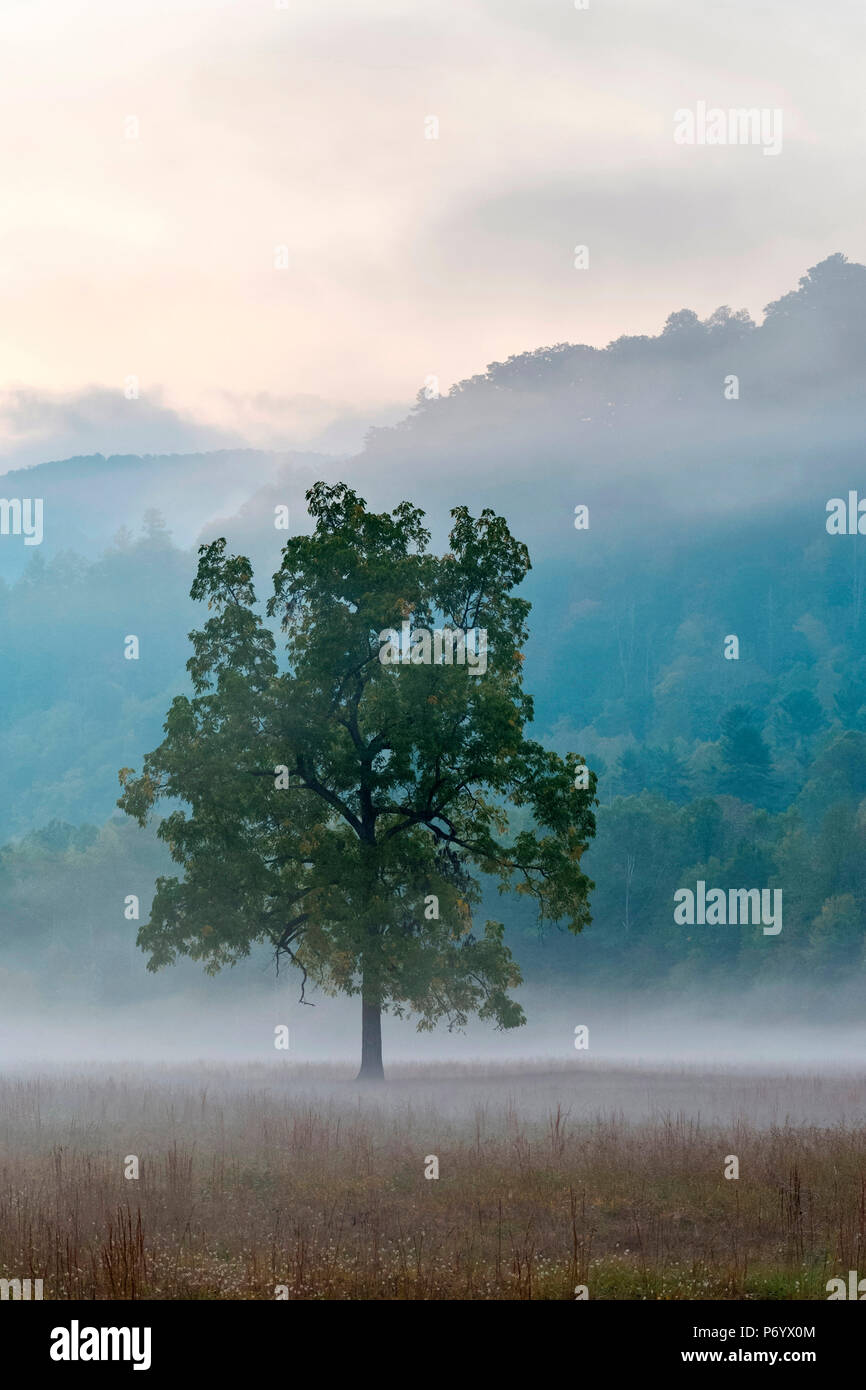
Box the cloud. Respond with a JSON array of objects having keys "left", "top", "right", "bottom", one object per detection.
[
  {"left": 0, "top": 0, "right": 862, "bottom": 431},
  {"left": 0, "top": 385, "right": 239, "bottom": 472},
  {"left": 210, "top": 390, "right": 407, "bottom": 457},
  {"left": 0, "top": 383, "right": 404, "bottom": 474}
]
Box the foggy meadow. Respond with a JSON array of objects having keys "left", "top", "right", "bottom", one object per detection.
[{"left": 4, "top": 242, "right": 866, "bottom": 1301}]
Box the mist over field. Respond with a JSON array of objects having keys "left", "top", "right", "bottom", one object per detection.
[{"left": 4, "top": 990, "right": 866, "bottom": 1084}]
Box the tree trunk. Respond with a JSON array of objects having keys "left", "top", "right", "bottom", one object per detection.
[{"left": 357, "top": 989, "right": 384, "bottom": 1081}]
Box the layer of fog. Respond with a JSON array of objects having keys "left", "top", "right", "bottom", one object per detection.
[
  {"left": 3, "top": 978, "right": 864, "bottom": 1074},
  {"left": 4, "top": 1057, "right": 866, "bottom": 1132}
]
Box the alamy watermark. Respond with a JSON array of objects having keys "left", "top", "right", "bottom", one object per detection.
[
  {"left": 0, "top": 497, "right": 43, "bottom": 545},
  {"left": 378, "top": 622, "right": 488, "bottom": 675},
  {"left": 50, "top": 1321, "right": 152, "bottom": 1370},
  {"left": 826, "top": 493, "right": 866, "bottom": 534},
  {"left": 674, "top": 881, "right": 782, "bottom": 935},
  {"left": 827, "top": 1271, "right": 866, "bottom": 1299},
  {"left": 0, "top": 1277, "right": 43, "bottom": 1300},
  {"left": 674, "top": 102, "right": 783, "bottom": 156}
]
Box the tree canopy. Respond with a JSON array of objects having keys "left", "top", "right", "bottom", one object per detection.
[{"left": 118, "top": 482, "right": 597, "bottom": 1076}]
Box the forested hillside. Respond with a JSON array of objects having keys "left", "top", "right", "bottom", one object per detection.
[{"left": 4, "top": 255, "right": 866, "bottom": 1000}]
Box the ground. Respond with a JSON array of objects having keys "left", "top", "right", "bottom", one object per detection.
[{"left": 1, "top": 1060, "right": 863, "bottom": 1300}]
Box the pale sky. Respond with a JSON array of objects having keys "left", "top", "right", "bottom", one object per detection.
[{"left": 0, "top": 0, "right": 864, "bottom": 464}]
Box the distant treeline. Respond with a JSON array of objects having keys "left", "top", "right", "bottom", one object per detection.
[
  {"left": 4, "top": 713, "right": 866, "bottom": 1000},
  {"left": 4, "top": 500, "right": 866, "bottom": 995}
]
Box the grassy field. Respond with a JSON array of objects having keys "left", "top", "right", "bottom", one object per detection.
[{"left": 1, "top": 1060, "right": 864, "bottom": 1300}]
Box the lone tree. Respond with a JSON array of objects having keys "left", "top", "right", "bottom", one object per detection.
[{"left": 118, "top": 482, "right": 596, "bottom": 1079}]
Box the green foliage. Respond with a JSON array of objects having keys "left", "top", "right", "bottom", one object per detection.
[
  {"left": 117, "top": 483, "right": 597, "bottom": 1034},
  {"left": 0, "top": 518, "right": 198, "bottom": 841},
  {"left": 718, "top": 706, "right": 775, "bottom": 807},
  {"left": 0, "top": 819, "right": 170, "bottom": 1002}
]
